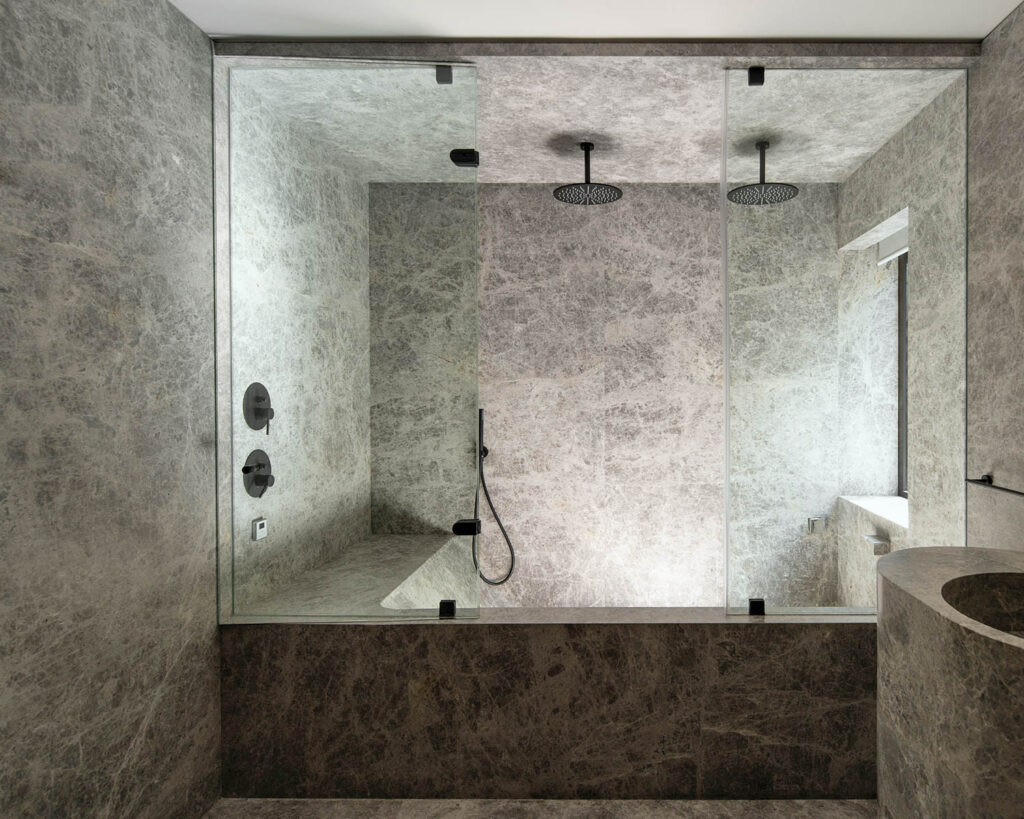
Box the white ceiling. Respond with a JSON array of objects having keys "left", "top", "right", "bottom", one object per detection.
[{"left": 172, "top": 0, "right": 1018, "bottom": 40}]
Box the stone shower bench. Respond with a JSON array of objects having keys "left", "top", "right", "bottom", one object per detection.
[{"left": 238, "top": 533, "right": 474, "bottom": 619}]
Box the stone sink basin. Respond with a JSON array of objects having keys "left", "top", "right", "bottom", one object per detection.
[
  {"left": 877, "top": 547, "right": 1024, "bottom": 818},
  {"left": 941, "top": 571, "right": 1024, "bottom": 638}
]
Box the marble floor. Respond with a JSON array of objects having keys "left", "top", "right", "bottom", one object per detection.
[
  {"left": 205, "top": 799, "right": 877, "bottom": 818},
  {"left": 237, "top": 534, "right": 456, "bottom": 618}
]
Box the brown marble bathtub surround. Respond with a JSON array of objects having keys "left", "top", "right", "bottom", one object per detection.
[
  {"left": 220, "top": 620, "right": 875, "bottom": 800},
  {"left": 0, "top": 0, "right": 219, "bottom": 816},
  {"left": 967, "top": 0, "right": 1024, "bottom": 549},
  {"left": 477, "top": 183, "right": 725, "bottom": 607},
  {"left": 877, "top": 547, "right": 1024, "bottom": 818}
]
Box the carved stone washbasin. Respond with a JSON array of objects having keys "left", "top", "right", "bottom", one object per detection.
[
  {"left": 941, "top": 571, "right": 1024, "bottom": 637},
  {"left": 877, "top": 547, "right": 1024, "bottom": 819}
]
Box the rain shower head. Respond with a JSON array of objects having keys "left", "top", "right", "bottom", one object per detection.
[
  {"left": 727, "top": 140, "right": 799, "bottom": 205},
  {"left": 553, "top": 142, "right": 623, "bottom": 205}
]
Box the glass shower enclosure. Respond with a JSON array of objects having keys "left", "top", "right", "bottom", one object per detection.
[
  {"left": 214, "top": 58, "right": 481, "bottom": 621},
  {"left": 724, "top": 67, "right": 967, "bottom": 614}
]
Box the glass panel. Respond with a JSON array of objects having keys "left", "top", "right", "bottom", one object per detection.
[
  {"left": 224, "top": 61, "right": 479, "bottom": 619},
  {"left": 725, "top": 68, "right": 967, "bottom": 613}
]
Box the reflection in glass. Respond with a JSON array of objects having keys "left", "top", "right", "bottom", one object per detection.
[
  {"left": 725, "top": 69, "right": 967, "bottom": 613},
  {"left": 220, "top": 61, "right": 479, "bottom": 619}
]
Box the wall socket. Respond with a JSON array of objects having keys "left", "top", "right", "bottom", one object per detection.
[{"left": 251, "top": 517, "right": 268, "bottom": 541}]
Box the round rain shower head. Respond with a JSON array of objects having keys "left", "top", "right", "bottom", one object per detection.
[
  {"left": 728, "top": 140, "right": 799, "bottom": 205},
  {"left": 553, "top": 142, "right": 623, "bottom": 206}
]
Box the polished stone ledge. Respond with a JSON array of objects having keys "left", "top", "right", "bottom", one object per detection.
[
  {"left": 877, "top": 546, "right": 1024, "bottom": 645},
  {"left": 205, "top": 797, "right": 878, "bottom": 818},
  {"left": 225, "top": 605, "right": 877, "bottom": 625}
]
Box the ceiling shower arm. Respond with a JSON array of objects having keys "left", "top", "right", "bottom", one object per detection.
[
  {"left": 582, "top": 141, "right": 593, "bottom": 184},
  {"left": 757, "top": 140, "right": 768, "bottom": 184}
]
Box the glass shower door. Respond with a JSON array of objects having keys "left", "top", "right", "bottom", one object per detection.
[{"left": 215, "top": 58, "right": 480, "bottom": 620}]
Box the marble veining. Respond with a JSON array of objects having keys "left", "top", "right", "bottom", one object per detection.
[
  {"left": 967, "top": 1, "right": 1024, "bottom": 550},
  {"left": 727, "top": 184, "right": 841, "bottom": 608},
  {"left": 477, "top": 184, "right": 724, "bottom": 607},
  {"left": 229, "top": 75, "right": 372, "bottom": 607},
  {"left": 0, "top": 0, "right": 219, "bottom": 815},
  {"left": 877, "top": 547, "right": 1024, "bottom": 818},
  {"left": 834, "top": 496, "right": 907, "bottom": 608},
  {"left": 220, "top": 621, "right": 875, "bottom": 800},
  {"left": 368, "top": 183, "right": 479, "bottom": 541},
  {"left": 727, "top": 69, "right": 960, "bottom": 184},
  {"left": 839, "top": 76, "right": 967, "bottom": 552}
]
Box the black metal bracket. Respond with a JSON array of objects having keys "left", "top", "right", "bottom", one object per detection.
[
  {"left": 748, "top": 598, "right": 766, "bottom": 616},
  {"left": 748, "top": 66, "right": 765, "bottom": 86},
  {"left": 452, "top": 518, "right": 481, "bottom": 536},
  {"left": 966, "top": 474, "right": 1024, "bottom": 498},
  {"left": 450, "top": 149, "right": 479, "bottom": 167},
  {"left": 436, "top": 65, "right": 453, "bottom": 84},
  {"left": 439, "top": 600, "right": 456, "bottom": 619}
]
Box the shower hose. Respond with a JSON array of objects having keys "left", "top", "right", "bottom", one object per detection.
[{"left": 472, "top": 411, "right": 515, "bottom": 585}]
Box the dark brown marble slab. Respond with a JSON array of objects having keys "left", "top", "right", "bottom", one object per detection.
[{"left": 221, "top": 621, "right": 875, "bottom": 800}]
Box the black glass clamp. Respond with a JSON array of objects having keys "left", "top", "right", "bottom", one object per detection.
[{"left": 452, "top": 518, "right": 481, "bottom": 536}]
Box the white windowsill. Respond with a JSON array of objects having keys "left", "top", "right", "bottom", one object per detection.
[{"left": 839, "top": 495, "right": 909, "bottom": 529}]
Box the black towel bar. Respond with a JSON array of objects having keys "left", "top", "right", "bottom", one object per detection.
[{"left": 965, "top": 474, "right": 1024, "bottom": 498}]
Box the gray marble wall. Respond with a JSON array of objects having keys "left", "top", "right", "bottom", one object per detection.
[
  {"left": 0, "top": 0, "right": 219, "bottom": 816},
  {"left": 967, "top": 2, "right": 1024, "bottom": 549},
  {"left": 839, "top": 77, "right": 967, "bottom": 551},
  {"left": 477, "top": 184, "right": 724, "bottom": 607},
  {"left": 727, "top": 184, "right": 842, "bottom": 607},
  {"left": 228, "top": 76, "right": 372, "bottom": 609},
  {"left": 369, "top": 184, "right": 478, "bottom": 535},
  {"left": 834, "top": 497, "right": 907, "bottom": 607},
  {"left": 221, "top": 619, "right": 876, "bottom": 799},
  {"left": 838, "top": 251, "right": 899, "bottom": 495}
]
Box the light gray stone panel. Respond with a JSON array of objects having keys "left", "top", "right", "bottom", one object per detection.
[
  {"left": 727, "top": 69, "right": 961, "bottom": 184},
  {"left": 475, "top": 56, "right": 723, "bottom": 183},
  {"left": 838, "top": 76, "right": 966, "bottom": 550},
  {"left": 368, "top": 183, "right": 479, "bottom": 537},
  {"left": 967, "top": 2, "right": 1024, "bottom": 548},
  {"left": 726, "top": 185, "right": 841, "bottom": 608},
  {"left": 0, "top": 0, "right": 219, "bottom": 816},
  {"left": 477, "top": 183, "right": 724, "bottom": 607},
  {"left": 837, "top": 252, "right": 898, "bottom": 495},
  {"left": 228, "top": 80, "right": 372, "bottom": 606},
  {"left": 834, "top": 497, "right": 907, "bottom": 608}
]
